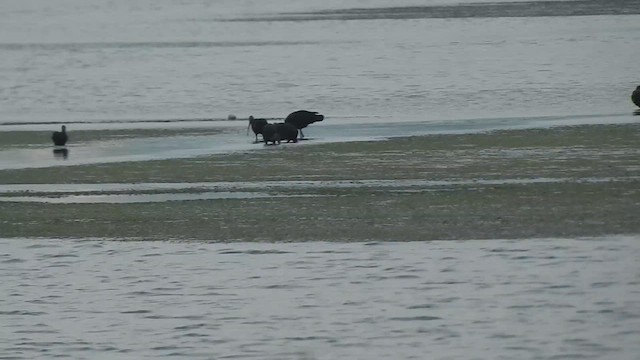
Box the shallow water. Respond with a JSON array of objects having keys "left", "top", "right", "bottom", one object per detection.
[
  {"left": 1, "top": 112, "right": 637, "bottom": 170},
  {"left": 1, "top": 236, "right": 639, "bottom": 359},
  {"left": 1, "top": 0, "right": 638, "bottom": 125},
  {"left": 1, "top": 176, "right": 638, "bottom": 204}
]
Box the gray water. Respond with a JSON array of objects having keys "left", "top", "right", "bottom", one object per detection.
[
  {"left": 1, "top": 176, "right": 638, "bottom": 204},
  {"left": 1, "top": 0, "right": 639, "bottom": 125},
  {"left": 2, "top": 1, "right": 640, "bottom": 358},
  {"left": 2, "top": 112, "right": 639, "bottom": 170},
  {"left": 1, "top": 237, "right": 640, "bottom": 359}
]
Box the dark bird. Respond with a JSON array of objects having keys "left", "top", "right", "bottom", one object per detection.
[
  {"left": 275, "top": 122, "right": 299, "bottom": 143},
  {"left": 284, "top": 110, "right": 324, "bottom": 139},
  {"left": 632, "top": 86, "right": 640, "bottom": 108},
  {"left": 261, "top": 123, "right": 299, "bottom": 145},
  {"left": 52, "top": 125, "right": 68, "bottom": 146},
  {"left": 248, "top": 116, "right": 269, "bottom": 143},
  {"left": 262, "top": 123, "right": 280, "bottom": 145}
]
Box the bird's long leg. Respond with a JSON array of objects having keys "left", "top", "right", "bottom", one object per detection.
[{"left": 299, "top": 129, "right": 305, "bottom": 139}]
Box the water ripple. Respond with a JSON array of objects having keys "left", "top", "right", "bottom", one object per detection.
[
  {"left": 0, "top": 236, "right": 639, "bottom": 359},
  {"left": 389, "top": 316, "right": 441, "bottom": 321}
]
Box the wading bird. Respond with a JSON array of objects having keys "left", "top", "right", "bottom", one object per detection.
[
  {"left": 262, "top": 123, "right": 280, "bottom": 145},
  {"left": 52, "top": 125, "right": 68, "bottom": 146},
  {"left": 284, "top": 110, "right": 324, "bottom": 139},
  {"left": 275, "top": 122, "right": 298, "bottom": 143},
  {"left": 248, "top": 116, "right": 269, "bottom": 142}
]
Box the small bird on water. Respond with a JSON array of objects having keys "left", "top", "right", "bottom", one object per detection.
[{"left": 52, "top": 125, "right": 68, "bottom": 146}]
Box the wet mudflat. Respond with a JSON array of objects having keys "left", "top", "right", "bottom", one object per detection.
[{"left": 1, "top": 123, "right": 638, "bottom": 241}]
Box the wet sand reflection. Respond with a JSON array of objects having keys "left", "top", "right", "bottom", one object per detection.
[{"left": 53, "top": 147, "right": 69, "bottom": 160}]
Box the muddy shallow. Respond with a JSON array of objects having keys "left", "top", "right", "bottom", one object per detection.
[
  {"left": 0, "top": 122, "right": 639, "bottom": 241},
  {"left": 0, "top": 112, "right": 636, "bottom": 170}
]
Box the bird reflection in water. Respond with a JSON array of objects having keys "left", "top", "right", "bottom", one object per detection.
[
  {"left": 53, "top": 148, "right": 69, "bottom": 160},
  {"left": 633, "top": 109, "right": 640, "bottom": 116}
]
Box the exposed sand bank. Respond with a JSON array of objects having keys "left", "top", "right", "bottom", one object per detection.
[{"left": 1, "top": 123, "right": 638, "bottom": 241}]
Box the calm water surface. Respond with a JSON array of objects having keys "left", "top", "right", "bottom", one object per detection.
[
  {"left": 0, "top": 0, "right": 638, "bottom": 124},
  {"left": 1, "top": 236, "right": 639, "bottom": 359}
]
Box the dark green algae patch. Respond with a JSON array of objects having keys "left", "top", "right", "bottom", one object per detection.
[{"left": 1, "top": 123, "right": 639, "bottom": 241}]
